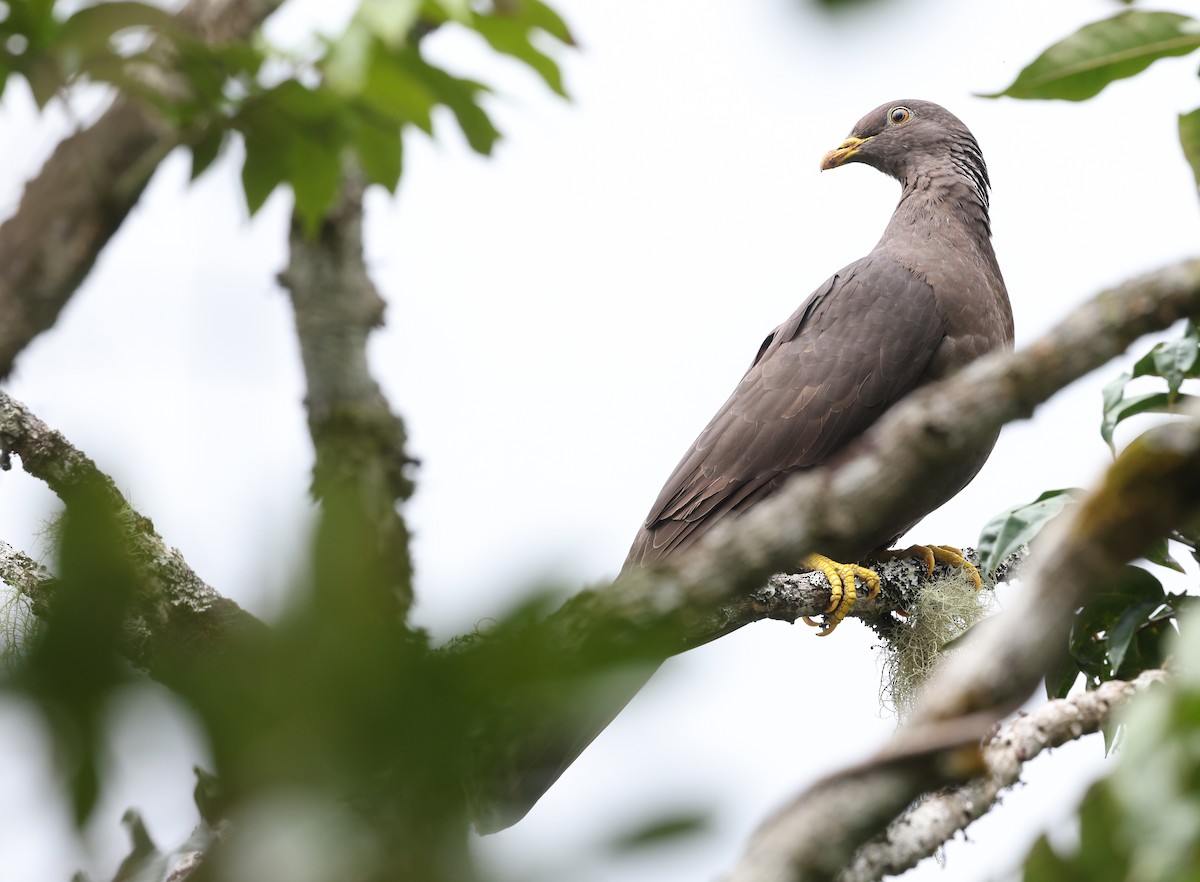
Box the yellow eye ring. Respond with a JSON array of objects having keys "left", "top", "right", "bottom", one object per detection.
[{"left": 887, "top": 106, "right": 913, "bottom": 126}]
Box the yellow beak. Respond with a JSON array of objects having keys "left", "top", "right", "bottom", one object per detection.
[{"left": 821, "top": 135, "right": 872, "bottom": 171}]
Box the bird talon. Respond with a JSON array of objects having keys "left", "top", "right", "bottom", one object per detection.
[
  {"left": 800, "top": 553, "right": 880, "bottom": 636},
  {"left": 872, "top": 544, "right": 983, "bottom": 590}
]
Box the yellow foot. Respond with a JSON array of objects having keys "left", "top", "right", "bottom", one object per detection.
[
  {"left": 871, "top": 544, "right": 982, "bottom": 590},
  {"left": 799, "top": 553, "right": 881, "bottom": 637}
]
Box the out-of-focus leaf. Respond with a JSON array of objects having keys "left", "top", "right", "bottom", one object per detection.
[
  {"left": 977, "top": 489, "right": 1078, "bottom": 577},
  {"left": 519, "top": 0, "right": 577, "bottom": 45},
  {"left": 985, "top": 11, "right": 1200, "bottom": 101},
  {"left": 1075, "top": 782, "right": 1132, "bottom": 881},
  {"left": 236, "top": 82, "right": 351, "bottom": 226},
  {"left": 1144, "top": 536, "right": 1186, "bottom": 573},
  {"left": 607, "top": 810, "right": 711, "bottom": 852},
  {"left": 1023, "top": 835, "right": 1076, "bottom": 882},
  {"left": 473, "top": 13, "right": 567, "bottom": 96},
  {"left": 287, "top": 135, "right": 343, "bottom": 236},
  {"left": 402, "top": 55, "right": 499, "bottom": 154},
  {"left": 57, "top": 1, "right": 177, "bottom": 51},
  {"left": 21, "top": 489, "right": 138, "bottom": 825},
  {"left": 352, "top": 110, "right": 403, "bottom": 192},
  {"left": 360, "top": 45, "right": 435, "bottom": 133},
  {"left": 239, "top": 122, "right": 288, "bottom": 215},
  {"left": 1181, "top": 107, "right": 1200, "bottom": 196},
  {"left": 357, "top": 0, "right": 423, "bottom": 47},
  {"left": 189, "top": 124, "right": 226, "bottom": 181},
  {"left": 1045, "top": 651, "right": 1081, "bottom": 700},
  {"left": 1101, "top": 388, "right": 1199, "bottom": 453},
  {"left": 430, "top": 0, "right": 471, "bottom": 23}
]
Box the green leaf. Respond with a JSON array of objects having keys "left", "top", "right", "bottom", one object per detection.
[
  {"left": 357, "top": 0, "right": 423, "bottom": 47},
  {"left": 287, "top": 135, "right": 344, "bottom": 236},
  {"left": 1107, "top": 599, "right": 1161, "bottom": 675},
  {"left": 607, "top": 810, "right": 711, "bottom": 852},
  {"left": 519, "top": 0, "right": 577, "bottom": 46},
  {"left": 402, "top": 56, "right": 500, "bottom": 154},
  {"left": 430, "top": 0, "right": 471, "bottom": 23},
  {"left": 236, "top": 82, "right": 351, "bottom": 225},
  {"left": 984, "top": 11, "right": 1200, "bottom": 101},
  {"left": 977, "top": 489, "right": 1078, "bottom": 577},
  {"left": 352, "top": 111, "right": 403, "bottom": 192},
  {"left": 1181, "top": 107, "right": 1200, "bottom": 196},
  {"left": 189, "top": 124, "right": 226, "bottom": 181},
  {"left": 1101, "top": 389, "right": 1200, "bottom": 453},
  {"left": 1144, "top": 536, "right": 1186, "bottom": 573},
  {"left": 1023, "top": 835, "right": 1074, "bottom": 882},
  {"left": 1127, "top": 319, "right": 1200, "bottom": 396},
  {"left": 360, "top": 45, "right": 436, "bottom": 133},
  {"left": 240, "top": 123, "right": 288, "bottom": 215},
  {"left": 473, "top": 13, "right": 567, "bottom": 97},
  {"left": 57, "top": 1, "right": 177, "bottom": 50},
  {"left": 1045, "top": 651, "right": 1081, "bottom": 700}
]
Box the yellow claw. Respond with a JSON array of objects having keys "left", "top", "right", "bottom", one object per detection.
[
  {"left": 873, "top": 544, "right": 982, "bottom": 591},
  {"left": 799, "top": 553, "right": 882, "bottom": 637}
]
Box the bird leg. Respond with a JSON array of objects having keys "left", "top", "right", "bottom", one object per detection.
[
  {"left": 870, "top": 544, "right": 983, "bottom": 590},
  {"left": 799, "top": 553, "right": 882, "bottom": 637}
]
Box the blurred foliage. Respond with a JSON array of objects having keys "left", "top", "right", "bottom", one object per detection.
[
  {"left": 0, "top": 0, "right": 574, "bottom": 233},
  {"left": 1023, "top": 617, "right": 1200, "bottom": 882},
  {"left": 984, "top": 7, "right": 1200, "bottom": 195},
  {"left": 15, "top": 484, "right": 140, "bottom": 826},
  {"left": 1, "top": 481, "right": 689, "bottom": 882}
]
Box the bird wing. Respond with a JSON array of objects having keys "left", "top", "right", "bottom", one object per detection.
[{"left": 625, "top": 254, "right": 945, "bottom": 568}]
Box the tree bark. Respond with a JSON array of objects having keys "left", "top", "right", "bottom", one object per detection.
[{"left": 0, "top": 0, "right": 289, "bottom": 380}]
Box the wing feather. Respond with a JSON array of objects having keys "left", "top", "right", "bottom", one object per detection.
[{"left": 624, "top": 254, "right": 943, "bottom": 569}]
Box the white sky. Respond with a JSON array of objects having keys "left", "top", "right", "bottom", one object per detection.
[{"left": 2, "top": 0, "right": 1199, "bottom": 880}]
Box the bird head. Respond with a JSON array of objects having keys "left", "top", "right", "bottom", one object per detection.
[{"left": 820, "top": 100, "right": 986, "bottom": 189}]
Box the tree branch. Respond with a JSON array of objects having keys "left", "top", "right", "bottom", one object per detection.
[
  {"left": 276, "top": 170, "right": 416, "bottom": 620},
  {"left": 467, "top": 257, "right": 1200, "bottom": 829},
  {"left": 0, "top": 0, "right": 288, "bottom": 381},
  {"left": 840, "top": 668, "right": 1168, "bottom": 882},
  {"left": 725, "top": 410, "right": 1200, "bottom": 881},
  {"left": 0, "top": 389, "right": 265, "bottom": 686}
]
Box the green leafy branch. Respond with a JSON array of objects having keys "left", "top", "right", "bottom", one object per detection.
[
  {"left": 977, "top": 319, "right": 1200, "bottom": 702},
  {"left": 2, "top": 0, "right": 574, "bottom": 233}
]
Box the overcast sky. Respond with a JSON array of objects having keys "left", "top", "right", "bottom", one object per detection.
[{"left": 2, "top": 0, "right": 1199, "bottom": 880}]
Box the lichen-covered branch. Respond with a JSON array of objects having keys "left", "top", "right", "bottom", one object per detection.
[
  {"left": 0, "top": 389, "right": 265, "bottom": 685},
  {"left": 0, "top": 0, "right": 288, "bottom": 381},
  {"left": 469, "top": 257, "right": 1200, "bottom": 830},
  {"left": 724, "top": 413, "right": 1200, "bottom": 882},
  {"left": 841, "top": 668, "right": 1168, "bottom": 882},
  {"left": 277, "top": 170, "right": 416, "bottom": 620}
]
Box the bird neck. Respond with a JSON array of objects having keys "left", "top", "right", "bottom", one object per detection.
[{"left": 886, "top": 167, "right": 994, "bottom": 251}]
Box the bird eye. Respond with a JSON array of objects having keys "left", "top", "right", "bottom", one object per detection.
[{"left": 887, "top": 106, "right": 913, "bottom": 126}]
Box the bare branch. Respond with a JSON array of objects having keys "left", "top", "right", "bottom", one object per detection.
[
  {"left": 841, "top": 668, "right": 1168, "bottom": 882},
  {"left": 277, "top": 170, "right": 416, "bottom": 619},
  {"left": 0, "top": 389, "right": 265, "bottom": 685},
  {"left": 0, "top": 0, "right": 289, "bottom": 380}
]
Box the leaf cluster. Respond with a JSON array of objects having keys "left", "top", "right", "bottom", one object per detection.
[
  {"left": 1023, "top": 620, "right": 1200, "bottom": 882},
  {"left": 2, "top": 0, "right": 574, "bottom": 234},
  {"left": 977, "top": 317, "right": 1200, "bottom": 704}
]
